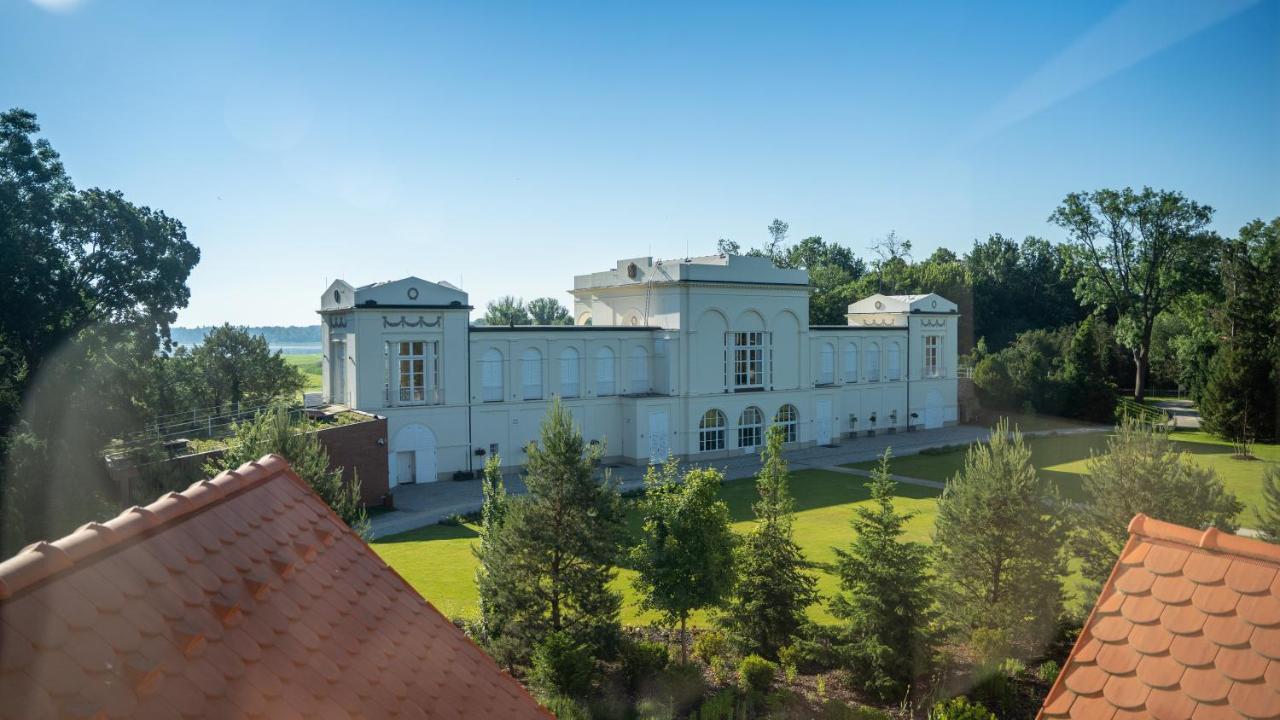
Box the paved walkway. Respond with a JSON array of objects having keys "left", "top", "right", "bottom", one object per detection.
[
  {"left": 1153, "top": 398, "right": 1201, "bottom": 429},
  {"left": 370, "top": 423, "right": 1109, "bottom": 538}
]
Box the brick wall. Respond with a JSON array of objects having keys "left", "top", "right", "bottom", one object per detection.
[{"left": 313, "top": 412, "right": 389, "bottom": 506}]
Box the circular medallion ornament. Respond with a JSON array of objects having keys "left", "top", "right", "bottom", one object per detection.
[
  {"left": 627, "top": 262, "right": 638, "bottom": 279},
  {"left": 931, "top": 300, "right": 937, "bottom": 309},
  {"left": 333, "top": 290, "right": 341, "bottom": 303},
  {"left": 874, "top": 300, "right": 883, "bottom": 310},
  {"left": 407, "top": 287, "right": 419, "bottom": 300}
]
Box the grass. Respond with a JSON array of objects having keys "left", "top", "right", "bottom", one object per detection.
[
  {"left": 285, "top": 353, "right": 323, "bottom": 393},
  {"left": 371, "top": 468, "right": 942, "bottom": 626},
  {"left": 846, "top": 429, "right": 1280, "bottom": 517}
]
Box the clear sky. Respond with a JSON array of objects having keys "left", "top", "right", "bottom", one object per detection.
[{"left": 3, "top": 0, "right": 1277, "bottom": 326}]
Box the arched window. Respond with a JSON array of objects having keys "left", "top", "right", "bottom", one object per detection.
[
  {"left": 596, "top": 346, "right": 616, "bottom": 396},
  {"left": 481, "top": 348, "right": 504, "bottom": 402},
  {"left": 698, "top": 409, "right": 726, "bottom": 452},
  {"left": 738, "top": 406, "right": 763, "bottom": 449},
  {"left": 865, "top": 342, "right": 880, "bottom": 382},
  {"left": 775, "top": 404, "right": 798, "bottom": 443},
  {"left": 843, "top": 342, "right": 858, "bottom": 383},
  {"left": 521, "top": 348, "right": 543, "bottom": 400},
  {"left": 559, "top": 347, "right": 580, "bottom": 398},
  {"left": 629, "top": 346, "right": 650, "bottom": 393},
  {"left": 818, "top": 342, "right": 835, "bottom": 385},
  {"left": 887, "top": 342, "right": 901, "bottom": 381}
]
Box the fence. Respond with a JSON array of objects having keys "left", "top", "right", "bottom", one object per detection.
[{"left": 105, "top": 401, "right": 313, "bottom": 461}]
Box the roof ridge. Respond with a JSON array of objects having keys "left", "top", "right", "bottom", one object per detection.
[
  {"left": 0, "top": 454, "right": 290, "bottom": 601},
  {"left": 1127, "top": 512, "right": 1280, "bottom": 565}
]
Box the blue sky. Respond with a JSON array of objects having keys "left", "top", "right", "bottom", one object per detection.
[{"left": 2, "top": 0, "right": 1277, "bottom": 326}]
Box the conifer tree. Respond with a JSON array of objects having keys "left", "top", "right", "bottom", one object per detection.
[
  {"left": 475, "top": 453, "right": 515, "bottom": 652},
  {"left": 492, "top": 400, "right": 624, "bottom": 659},
  {"left": 1076, "top": 418, "right": 1241, "bottom": 593},
  {"left": 933, "top": 420, "right": 1066, "bottom": 656},
  {"left": 721, "top": 425, "right": 816, "bottom": 658},
  {"left": 1255, "top": 466, "right": 1280, "bottom": 544},
  {"left": 831, "top": 450, "right": 933, "bottom": 701},
  {"left": 630, "top": 458, "right": 737, "bottom": 663}
]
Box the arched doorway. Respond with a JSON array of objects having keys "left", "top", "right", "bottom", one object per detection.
[{"left": 391, "top": 423, "right": 438, "bottom": 487}]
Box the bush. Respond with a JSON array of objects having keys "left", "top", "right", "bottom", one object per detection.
[
  {"left": 819, "top": 700, "right": 892, "bottom": 720},
  {"left": 737, "top": 654, "right": 778, "bottom": 692},
  {"left": 646, "top": 662, "right": 707, "bottom": 716},
  {"left": 694, "top": 688, "right": 737, "bottom": 720},
  {"left": 620, "top": 637, "right": 670, "bottom": 691},
  {"left": 929, "top": 696, "right": 997, "bottom": 720},
  {"left": 693, "top": 629, "right": 729, "bottom": 665},
  {"left": 539, "top": 694, "right": 591, "bottom": 720},
  {"left": 529, "top": 631, "right": 595, "bottom": 698},
  {"left": 1036, "top": 660, "right": 1061, "bottom": 685},
  {"left": 970, "top": 659, "right": 1024, "bottom": 717}
]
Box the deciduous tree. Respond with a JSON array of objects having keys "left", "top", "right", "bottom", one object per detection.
[
  {"left": 528, "top": 297, "right": 572, "bottom": 325},
  {"left": 484, "top": 295, "right": 533, "bottom": 326}
]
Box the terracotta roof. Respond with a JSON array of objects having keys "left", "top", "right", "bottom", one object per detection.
[
  {"left": 0, "top": 454, "right": 551, "bottom": 720},
  {"left": 1039, "top": 514, "right": 1280, "bottom": 720}
]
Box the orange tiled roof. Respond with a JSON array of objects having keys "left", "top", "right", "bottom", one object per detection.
[
  {"left": 1039, "top": 514, "right": 1280, "bottom": 720},
  {"left": 0, "top": 454, "right": 551, "bottom": 720}
]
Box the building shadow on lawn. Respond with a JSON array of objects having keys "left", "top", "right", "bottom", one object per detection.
[{"left": 374, "top": 521, "right": 480, "bottom": 545}]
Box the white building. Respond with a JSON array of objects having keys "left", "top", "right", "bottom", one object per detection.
[{"left": 319, "top": 255, "right": 959, "bottom": 488}]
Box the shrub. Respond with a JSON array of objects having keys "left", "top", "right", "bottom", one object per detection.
[
  {"left": 539, "top": 694, "right": 591, "bottom": 720},
  {"left": 929, "top": 696, "right": 997, "bottom": 720},
  {"left": 693, "top": 629, "right": 729, "bottom": 665},
  {"left": 694, "top": 688, "right": 737, "bottom": 720},
  {"left": 1036, "top": 660, "right": 1061, "bottom": 684},
  {"left": 737, "top": 654, "right": 778, "bottom": 692},
  {"left": 970, "top": 659, "right": 1024, "bottom": 717},
  {"left": 647, "top": 662, "right": 707, "bottom": 716},
  {"left": 529, "top": 631, "right": 595, "bottom": 698},
  {"left": 818, "top": 700, "right": 893, "bottom": 720},
  {"left": 620, "top": 637, "right": 670, "bottom": 691},
  {"left": 968, "top": 627, "right": 1012, "bottom": 668}
]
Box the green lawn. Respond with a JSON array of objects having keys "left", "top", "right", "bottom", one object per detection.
[
  {"left": 284, "top": 353, "right": 323, "bottom": 393},
  {"left": 372, "top": 469, "right": 942, "bottom": 626},
  {"left": 846, "top": 429, "right": 1280, "bottom": 517}
]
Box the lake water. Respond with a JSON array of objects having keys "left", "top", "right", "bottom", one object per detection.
[{"left": 272, "top": 344, "right": 322, "bottom": 355}]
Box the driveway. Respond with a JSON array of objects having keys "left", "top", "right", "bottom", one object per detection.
[{"left": 1152, "top": 398, "right": 1201, "bottom": 429}]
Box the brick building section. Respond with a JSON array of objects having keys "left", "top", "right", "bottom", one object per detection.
[
  {"left": 0, "top": 455, "right": 550, "bottom": 720},
  {"left": 1038, "top": 513, "right": 1280, "bottom": 720},
  {"left": 312, "top": 412, "right": 389, "bottom": 506}
]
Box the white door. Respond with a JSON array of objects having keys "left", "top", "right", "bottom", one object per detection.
[
  {"left": 396, "top": 451, "right": 416, "bottom": 485},
  {"left": 391, "top": 424, "right": 438, "bottom": 487},
  {"left": 925, "top": 390, "right": 944, "bottom": 429},
  {"left": 815, "top": 398, "right": 832, "bottom": 445},
  {"left": 648, "top": 410, "right": 669, "bottom": 464}
]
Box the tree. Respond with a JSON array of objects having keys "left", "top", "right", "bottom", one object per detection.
[
  {"left": 184, "top": 324, "right": 305, "bottom": 410},
  {"left": 484, "top": 296, "right": 532, "bottom": 326},
  {"left": 830, "top": 450, "right": 933, "bottom": 701},
  {"left": 716, "top": 238, "right": 741, "bottom": 255},
  {"left": 765, "top": 218, "right": 789, "bottom": 259},
  {"left": 1075, "top": 418, "right": 1242, "bottom": 593},
  {"left": 1255, "top": 466, "right": 1280, "bottom": 544},
  {"left": 528, "top": 297, "right": 572, "bottom": 325},
  {"left": 485, "top": 400, "right": 624, "bottom": 658},
  {"left": 933, "top": 420, "right": 1066, "bottom": 655},
  {"left": 474, "top": 453, "right": 524, "bottom": 667},
  {"left": 209, "top": 403, "right": 368, "bottom": 535},
  {"left": 630, "top": 458, "right": 737, "bottom": 663},
  {"left": 721, "top": 425, "right": 817, "bottom": 658},
  {"left": 965, "top": 234, "right": 1083, "bottom": 351},
  {"left": 1050, "top": 187, "right": 1218, "bottom": 400}
]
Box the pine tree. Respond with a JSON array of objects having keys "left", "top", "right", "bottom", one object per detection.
[
  {"left": 1076, "top": 418, "right": 1241, "bottom": 593},
  {"left": 830, "top": 450, "right": 933, "bottom": 701},
  {"left": 493, "top": 399, "right": 624, "bottom": 659},
  {"left": 721, "top": 425, "right": 817, "bottom": 658},
  {"left": 630, "top": 458, "right": 737, "bottom": 663},
  {"left": 475, "top": 453, "right": 515, "bottom": 652},
  {"left": 933, "top": 419, "right": 1065, "bottom": 656},
  {"left": 1255, "top": 466, "right": 1280, "bottom": 544}
]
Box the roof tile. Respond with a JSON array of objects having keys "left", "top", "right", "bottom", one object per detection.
[
  {"left": 0, "top": 455, "right": 550, "bottom": 720},
  {"left": 1038, "top": 514, "right": 1280, "bottom": 720}
]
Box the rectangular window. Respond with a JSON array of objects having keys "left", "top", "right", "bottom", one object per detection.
[
  {"left": 730, "top": 332, "right": 766, "bottom": 390},
  {"left": 924, "top": 335, "right": 941, "bottom": 378},
  {"left": 397, "top": 341, "right": 437, "bottom": 403}
]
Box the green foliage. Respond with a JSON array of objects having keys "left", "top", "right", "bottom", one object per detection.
[
  {"left": 530, "top": 630, "right": 595, "bottom": 698},
  {"left": 721, "top": 426, "right": 817, "bottom": 658},
  {"left": 933, "top": 420, "right": 1066, "bottom": 654},
  {"left": 538, "top": 693, "right": 591, "bottom": 720},
  {"left": 631, "top": 458, "right": 737, "bottom": 662},
  {"left": 693, "top": 629, "right": 729, "bottom": 665},
  {"left": 969, "top": 659, "right": 1024, "bottom": 717},
  {"left": 528, "top": 297, "right": 572, "bottom": 325},
  {"left": 820, "top": 702, "right": 892, "bottom": 720},
  {"left": 830, "top": 450, "right": 934, "bottom": 701},
  {"left": 1050, "top": 186, "right": 1219, "bottom": 400},
  {"left": 618, "top": 636, "right": 670, "bottom": 691},
  {"left": 1257, "top": 466, "right": 1280, "bottom": 544},
  {"left": 477, "top": 400, "right": 624, "bottom": 659},
  {"left": 971, "top": 320, "right": 1116, "bottom": 422},
  {"left": 736, "top": 654, "right": 777, "bottom": 692},
  {"left": 1036, "top": 660, "right": 1061, "bottom": 685},
  {"left": 967, "top": 234, "right": 1083, "bottom": 351},
  {"left": 209, "top": 403, "right": 368, "bottom": 535},
  {"left": 475, "top": 453, "right": 512, "bottom": 643},
  {"left": 694, "top": 688, "right": 736, "bottom": 720},
  {"left": 928, "top": 696, "right": 997, "bottom": 720},
  {"left": 1076, "top": 418, "right": 1242, "bottom": 593},
  {"left": 483, "top": 295, "right": 532, "bottom": 326}
]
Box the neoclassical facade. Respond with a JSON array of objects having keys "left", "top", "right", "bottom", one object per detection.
[{"left": 319, "top": 254, "right": 959, "bottom": 488}]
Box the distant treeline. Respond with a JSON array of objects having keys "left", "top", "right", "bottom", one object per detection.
[{"left": 169, "top": 325, "right": 321, "bottom": 347}]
